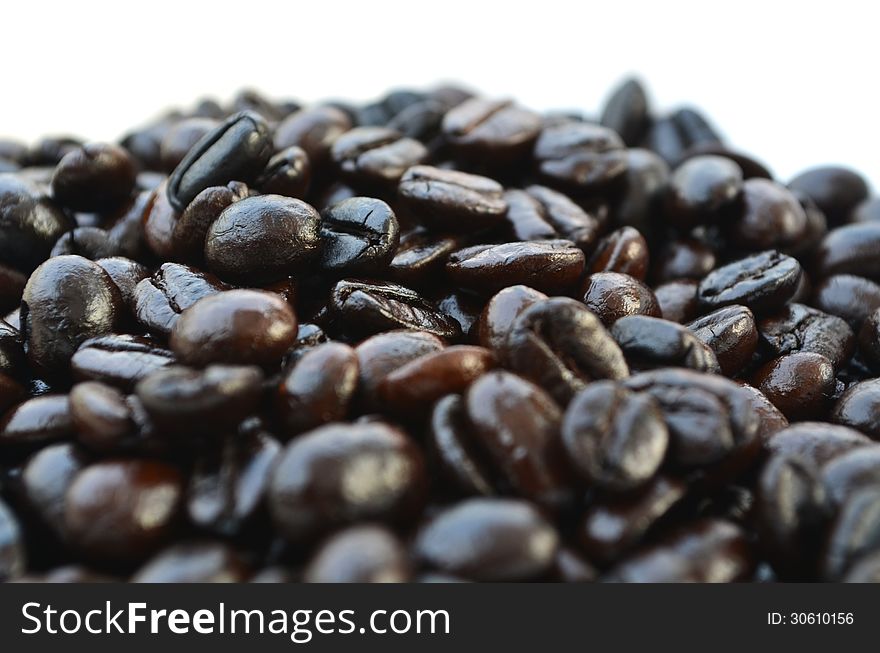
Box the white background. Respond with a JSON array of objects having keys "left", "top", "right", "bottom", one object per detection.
[{"left": 1, "top": 0, "right": 876, "bottom": 188}]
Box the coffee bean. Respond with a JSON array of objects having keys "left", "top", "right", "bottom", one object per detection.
[
  {"left": 171, "top": 181, "right": 249, "bottom": 263},
  {"left": 304, "top": 525, "right": 410, "bottom": 583},
  {"left": 832, "top": 379, "right": 880, "bottom": 439},
  {"left": 95, "top": 257, "right": 149, "bottom": 309},
  {"left": 766, "top": 422, "right": 870, "bottom": 468},
  {"left": 599, "top": 78, "right": 650, "bottom": 146},
  {"left": 812, "top": 274, "right": 880, "bottom": 328},
  {"left": 0, "top": 174, "right": 70, "bottom": 273},
  {"left": 20, "top": 442, "right": 86, "bottom": 538},
  {"left": 319, "top": 197, "right": 399, "bottom": 275},
  {"left": 71, "top": 335, "right": 175, "bottom": 390},
  {"left": 523, "top": 185, "right": 601, "bottom": 252},
  {"left": 654, "top": 280, "right": 700, "bottom": 323},
  {"left": 664, "top": 155, "right": 742, "bottom": 228},
  {"left": 813, "top": 222, "right": 880, "bottom": 281},
  {"left": 696, "top": 250, "right": 802, "bottom": 315},
  {"left": 132, "top": 542, "right": 249, "bottom": 582},
  {"left": 477, "top": 285, "right": 548, "bottom": 352},
  {"left": 255, "top": 146, "right": 311, "bottom": 198},
  {"left": 414, "top": 498, "right": 558, "bottom": 581},
  {"left": 853, "top": 197, "right": 880, "bottom": 223},
  {"left": 588, "top": 226, "right": 649, "bottom": 280},
  {"left": 611, "top": 315, "right": 720, "bottom": 373},
  {"left": 687, "top": 305, "right": 758, "bottom": 376},
  {"left": 821, "top": 446, "right": 880, "bottom": 508},
  {"left": 730, "top": 179, "right": 808, "bottom": 251},
  {"left": 858, "top": 308, "right": 880, "bottom": 371},
  {"left": 752, "top": 353, "right": 836, "bottom": 421},
  {"left": 758, "top": 303, "right": 854, "bottom": 369},
  {"left": 823, "top": 487, "right": 880, "bottom": 580},
  {"left": 442, "top": 98, "right": 541, "bottom": 166},
  {"left": 788, "top": 166, "right": 870, "bottom": 226},
  {"left": 51, "top": 143, "right": 136, "bottom": 213},
  {"left": 331, "top": 126, "right": 427, "bottom": 190},
  {"left": 274, "top": 105, "right": 352, "bottom": 173},
  {"left": 167, "top": 111, "right": 273, "bottom": 211},
  {"left": 613, "top": 149, "right": 670, "bottom": 234},
  {"left": 388, "top": 228, "right": 461, "bottom": 286},
  {"left": 533, "top": 123, "right": 628, "bottom": 193},
  {"left": 582, "top": 272, "right": 661, "bottom": 326},
  {"left": 134, "top": 263, "right": 227, "bottom": 336},
  {"left": 428, "top": 394, "right": 497, "bottom": 496},
  {"left": 158, "top": 117, "right": 219, "bottom": 171},
  {"left": 653, "top": 238, "right": 716, "bottom": 283}
]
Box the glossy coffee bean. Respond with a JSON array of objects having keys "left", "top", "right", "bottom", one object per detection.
[
  {"left": 696, "top": 250, "right": 802, "bottom": 315},
  {"left": 606, "top": 520, "right": 753, "bottom": 582},
  {"left": 0, "top": 499, "right": 25, "bottom": 582},
  {"left": 734, "top": 381, "right": 789, "bottom": 440},
  {"left": 134, "top": 263, "right": 227, "bottom": 336},
  {"left": 20, "top": 443, "right": 86, "bottom": 534},
  {"left": 319, "top": 197, "right": 399, "bottom": 275},
  {"left": 441, "top": 97, "right": 541, "bottom": 165},
  {"left": 331, "top": 126, "right": 427, "bottom": 189},
  {"left": 378, "top": 345, "right": 494, "bottom": 418},
  {"left": 588, "top": 226, "right": 649, "bottom": 280},
  {"left": 268, "top": 422, "right": 425, "bottom": 542},
  {"left": 95, "top": 257, "right": 149, "bottom": 309},
  {"left": 533, "top": 123, "right": 628, "bottom": 193},
  {"left": 205, "top": 195, "right": 322, "bottom": 284},
  {"left": 654, "top": 280, "right": 700, "bottom": 323},
  {"left": 523, "top": 185, "right": 601, "bottom": 252},
  {"left": 398, "top": 165, "right": 507, "bottom": 232},
  {"left": 71, "top": 335, "right": 175, "bottom": 390},
  {"left": 0, "top": 174, "right": 70, "bottom": 273},
  {"left": 22, "top": 255, "right": 122, "bottom": 374},
  {"left": 730, "top": 179, "right": 807, "bottom": 251},
  {"left": 65, "top": 459, "right": 183, "bottom": 563},
  {"left": 758, "top": 303, "right": 854, "bottom": 369},
  {"left": 51, "top": 143, "right": 136, "bottom": 213},
  {"left": 69, "top": 381, "right": 139, "bottom": 452},
  {"left": 823, "top": 487, "right": 880, "bottom": 580},
  {"left": 812, "top": 274, "right": 880, "bottom": 328},
  {"left": 188, "top": 430, "right": 280, "bottom": 536},
  {"left": 581, "top": 272, "right": 661, "bottom": 326},
  {"left": 435, "top": 291, "right": 482, "bottom": 339},
  {"left": 429, "top": 394, "right": 496, "bottom": 496},
  {"left": 561, "top": 381, "right": 668, "bottom": 492},
  {"left": 171, "top": 181, "right": 248, "bottom": 263},
  {"left": 465, "top": 371, "right": 572, "bottom": 508},
  {"left": 612, "top": 149, "right": 670, "bottom": 234},
  {"left": 273, "top": 105, "right": 352, "bottom": 172},
  {"left": 304, "top": 525, "right": 411, "bottom": 583},
  {"left": 813, "top": 222, "right": 880, "bottom": 281},
  {"left": 447, "top": 240, "right": 584, "bottom": 296},
  {"left": 788, "top": 166, "right": 870, "bottom": 226},
  {"left": 686, "top": 305, "right": 758, "bottom": 376},
  {"left": 502, "top": 297, "right": 629, "bottom": 405},
  {"left": 255, "top": 146, "right": 311, "bottom": 198},
  {"left": 132, "top": 542, "right": 249, "bottom": 583},
  {"left": 170, "top": 290, "right": 298, "bottom": 369},
  {"left": 624, "top": 369, "right": 760, "bottom": 468},
  {"left": 388, "top": 228, "right": 461, "bottom": 286},
  {"left": 503, "top": 189, "right": 574, "bottom": 243},
  {"left": 821, "top": 446, "right": 880, "bottom": 508},
  {"left": 579, "top": 476, "right": 687, "bottom": 565},
  {"left": 832, "top": 379, "right": 880, "bottom": 440},
  {"left": 664, "top": 155, "right": 742, "bottom": 228},
  {"left": 414, "top": 498, "right": 558, "bottom": 581},
  {"left": 754, "top": 353, "right": 835, "bottom": 421},
  {"left": 276, "top": 342, "right": 359, "bottom": 436},
  {"left": 613, "top": 315, "right": 720, "bottom": 375},
  {"left": 135, "top": 365, "right": 264, "bottom": 437},
  {"left": 477, "top": 285, "right": 548, "bottom": 352},
  {"left": 167, "top": 111, "right": 273, "bottom": 211},
  {"left": 599, "top": 78, "right": 650, "bottom": 146},
  {"left": 50, "top": 226, "right": 116, "bottom": 260},
  {"left": 158, "top": 117, "right": 218, "bottom": 171},
  {"left": 328, "top": 279, "right": 460, "bottom": 340},
  {"left": 653, "top": 238, "right": 716, "bottom": 283}
]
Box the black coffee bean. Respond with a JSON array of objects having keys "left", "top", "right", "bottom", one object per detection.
[
  {"left": 730, "top": 179, "right": 808, "bottom": 251},
  {"left": 696, "top": 250, "right": 802, "bottom": 315},
  {"left": 477, "top": 285, "right": 548, "bottom": 352},
  {"left": 51, "top": 143, "right": 136, "bottom": 213},
  {"left": 0, "top": 174, "right": 70, "bottom": 273},
  {"left": 613, "top": 148, "right": 670, "bottom": 234},
  {"left": 442, "top": 98, "right": 542, "bottom": 165},
  {"left": 686, "top": 305, "right": 758, "bottom": 376},
  {"left": 534, "top": 123, "right": 628, "bottom": 193},
  {"left": 813, "top": 222, "right": 880, "bottom": 281},
  {"left": 599, "top": 78, "right": 650, "bottom": 146},
  {"left": 171, "top": 181, "right": 249, "bottom": 263},
  {"left": 255, "top": 146, "right": 311, "bottom": 198},
  {"left": 654, "top": 280, "right": 700, "bottom": 324},
  {"left": 319, "top": 197, "right": 399, "bottom": 275},
  {"left": 812, "top": 274, "right": 880, "bottom": 328},
  {"left": 664, "top": 155, "right": 742, "bottom": 229},
  {"left": 788, "top": 166, "right": 870, "bottom": 226},
  {"left": 167, "top": 111, "right": 273, "bottom": 211},
  {"left": 752, "top": 353, "right": 836, "bottom": 421},
  {"left": 611, "top": 315, "right": 720, "bottom": 373},
  {"left": 758, "top": 303, "right": 854, "bottom": 369},
  {"left": 331, "top": 126, "right": 427, "bottom": 190}
]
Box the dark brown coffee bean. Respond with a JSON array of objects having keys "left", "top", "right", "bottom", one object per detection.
[
  {"left": 758, "top": 303, "right": 854, "bottom": 369},
  {"left": 328, "top": 279, "right": 460, "bottom": 340},
  {"left": 268, "top": 422, "right": 425, "bottom": 542},
  {"left": 398, "top": 165, "right": 507, "bottom": 232},
  {"left": 304, "top": 525, "right": 411, "bottom": 583},
  {"left": 50, "top": 226, "right": 116, "bottom": 260},
  {"left": 533, "top": 123, "right": 628, "bottom": 193},
  {"left": 69, "top": 381, "right": 137, "bottom": 452},
  {"left": 477, "top": 285, "right": 548, "bottom": 352},
  {"left": 447, "top": 240, "right": 584, "bottom": 295},
  {"left": 442, "top": 98, "right": 542, "bottom": 165},
  {"left": 588, "top": 226, "right": 649, "bottom": 280},
  {"left": 823, "top": 487, "right": 880, "bottom": 580},
  {"left": 170, "top": 290, "right": 298, "bottom": 369},
  {"left": 581, "top": 272, "right": 661, "bottom": 326},
  {"left": 414, "top": 498, "right": 558, "bottom": 581},
  {"left": 561, "top": 381, "right": 668, "bottom": 491},
  {"left": 274, "top": 105, "right": 352, "bottom": 173},
  {"left": 255, "top": 146, "right": 311, "bottom": 198},
  {"left": 0, "top": 174, "right": 70, "bottom": 273},
  {"left": 65, "top": 459, "right": 183, "bottom": 563},
  {"left": 735, "top": 381, "right": 789, "bottom": 440},
  {"left": 71, "top": 335, "right": 175, "bottom": 390},
  {"left": 465, "top": 371, "right": 572, "bottom": 508},
  {"left": 388, "top": 228, "right": 461, "bottom": 286},
  {"left": 652, "top": 238, "right": 716, "bottom": 283},
  {"left": 610, "top": 315, "right": 720, "bottom": 373},
  {"left": 158, "top": 117, "right": 218, "bottom": 171},
  {"left": 51, "top": 143, "right": 136, "bottom": 213},
  {"left": 429, "top": 394, "right": 496, "bottom": 496},
  {"left": 752, "top": 353, "right": 835, "bottom": 421},
  {"left": 599, "top": 78, "right": 650, "bottom": 146},
  {"left": 696, "top": 250, "right": 802, "bottom": 315},
  {"left": 331, "top": 126, "right": 427, "bottom": 190},
  {"left": 95, "top": 257, "right": 149, "bottom": 309},
  {"left": 685, "top": 305, "right": 758, "bottom": 376},
  {"left": 132, "top": 542, "right": 250, "bottom": 582},
  {"left": 0, "top": 395, "right": 73, "bottom": 449},
  {"left": 20, "top": 443, "right": 86, "bottom": 538},
  {"left": 276, "top": 342, "right": 359, "bottom": 436},
  {"left": 766, "top": 422, "right": 870, "bottom": 468},
  {"left": 730, "top": 179, "right": 807, "bottom": 251},
  {"left": 134, "top": 263, "right": 227, "bottom": 336},
  {"left": 813, "top": 222, "right": 880, "bottom": 281},
  {"left": 654, "top": 280, "right": 700, "bottom": 323},
  {"left": 319, "top": 197, "right": 399, "bottom": 275},
  {"left": 613, "top": 149, "right": 670, "bottom": 234},
  {"left": 821, "top": 446, "right": 880, "bottom": 508},
  {"left": 664, "top": 155, "right": 743, "bottom": 228},
  {"left": 832, "top": 379, "right": 880, "bottom": 440},
  {"left": 812, "top": 274, "right": 880, "bottom": 328},
  {"left": 788, "top": 166, "right": 870, "bottom": 226},
  {"left": 170, "top": 182, "right": 248, "bottom": 263},
  {"left": 435, "top": 291, "right": 482, "bottom": 339}
]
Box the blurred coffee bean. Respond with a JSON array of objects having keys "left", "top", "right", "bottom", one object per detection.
[
  {"left": 304, "top": 526, "right": 410, "bottom": 583},
  {"left": 599, "top": 78, "right": 650, "bottom": 146},
  {"left": 534, "top": 123, "right": 628, "bottom": 193},
  {"left": 71, "top": 335, "right": 175, "bottom": 390},
  {"left": 132, "top": 542, "right": 249, "bottom": 582},
  {"left": 788, "top": 166, "right": 870, "bottom": 226}
]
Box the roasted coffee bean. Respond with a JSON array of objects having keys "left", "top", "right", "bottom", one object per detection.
[
  {"left": 465, "top": 371, "right": 572, "bottom": 508},
  {"left": 503, "top": 189, "right": 569, "bottom": 242},
  {"left": 0, "top": 174, "right": 70, "bottom": 273},
  {"left": 812, "top": 274, "right": 880, "bottom": 328},
  {"left": 170, "top": 289, "right": 297, "bottom": 369},
  {"left": 304, "top": 525, "right": 411, "bottom": 583},
  {"left": 378, "top": 345, "right": 494, "bottom": 418},
  {"left": 276, "top": 342, "right": 359, "bottom": 436},
  {"left": 274, "top": 105, "right": 352, "bottom": 172},
  {"left": 0, "top": 373, "right": 26, "bottom": 414},
  {"left": 611, "top": 315, "right": 720, "bottom": 373},
  {"left": 788, "top": 166, "right": 870, "bottom": 226},
  {"left": 51, "top": 143, "right": 136, "bottom": 213},
  {"left": 758, "top": 303, "right": 854, "bottom": 369},
  {"left": 734, "top": 381, "right": 789, "bottom": 440},
  {"left": 0, "top": 265, "right": 27, "bottom": 313},
  {"left": 522, "top": 185, "right": 601, "bottom": 252},
  {"left": 853, "top": 197, "right": 880, "bottom": 223},
  {"left": 686, "top": 305, "right": 758, "bottom": 376},
  {"left": 859, "top": 308, "right": 880, "bottom": 370},
  {"left": 477, "top": 285, "right": 548, "bottom": 352},
  {"left": 654, "top": 280, "right": 700, "bottom": 324},
  {"left": 581, "top": 272, "right": 661, "bottom": 326},
  {"left": 386, "top": 99, "right": 446, "bottom": 143},
  {"left": 255, "top": 146, "right": 311, "bottom": 198},
  {"left": 821, "top": 446, "right": 880, "bottom": 508},
  {"left": 766, "top": 422, "right": 870, "bottom": 468},
  {"left": 170, "top": 181, "right": 248, "bottom": 263},
  {"left": 268, "top": 422, "right": 425, "bottom": 542},
  {"left": 696, "top": 250, "right": 802, "bottom": 315},
  {"left": 752, "top": 353, "right": 836, "bottom": 421},
  {"left": 435, "top": 291, "right": 482, "bottom": 338},
  {"left": 50, "top": 226, "right": 116, "bottom": 260},
  {"left": 624, "top": 369, "right": 760, "bottom": 468},
  {"left": 561, "top": 381, "right": 668, "bottom": 491},
  {"left": 579, "top": 476, "right": 687, "bottom": 565},
  {"left": 398, "top": 165, "right": 507, "bottom": 232},
  {"left": 319, "top": 197, "right": 399, "bottom": 275},
  {"left": 653, "top": 238, "right": 716, "bottom": 283},
  {"left": 167, "top": 111, "right": 273, "bottom": 211},
  {"left": 132, "top": 542, "right": 249, "bottom": 582},
  {"left": 330, "top": 127, "right": 427, "bottom": 190},
  {"left": 813, "top": 222, "right": 880, "bottom": 281},
  {"left": 20, "top": 442, "right": 86, "bottom": 535},
  {"left": 599, "top": 78, "right": 650, "bottom": 146},
  {"left": 142, "top": 180, "right": 180, "bottom": 258},
  {"left": 71, "top": 335, "right": 175, "bottom": 390},
  {"left": 730, "top": 179, "right": 807, "bottom": 251},
  {"left": 823, "top": 487, "right": 880, "bottom": 580},
  {"left": 135, "top": 365, "right": 263, "bottom": 437},
  {"left": 388, "top": 228, "right": 461, "bottom": 286},
  {"left": 533, "top": 123, "right": 628, "bottom": 193},
  {"left": 429, "top": 394, "right": 496, "bottom": 496},
  {"left": 134, "top": 263, "right": 227, "bottom": 336},
  {"left": 612, "top": 149, "right": 670, "bottom": 234},
  {"left": 588, "top": 226, "right": 649, "bottom": 280},
  {"left": 606, "top": 520, "right": 753, "bottom": 582},
  {"left": 447, "top": 240, "right": 584, "bottom": 295},
  {"left": 188, "top": 431, "right": 281, "bottom": 536},
  {"left": 501, "top": 297, "right": 629, "bottom": 405},
  {"left": 204, "top": 195, "right": 322, "bottom": 284},
  {"left": 0, "top": 499, "right": 25, "bottom": 582},
  {"left": 414, "top": 498, "right": 558, "bottom": 581},
  {"left": 64, "top": 459, "right": 183, "bottom": 564},
  {"left": 328, "top": 279, "right": 460, "bottom": 340},
  {"left": 832, "top": 379, "right": 880, "bottom": 439},
  {"left": 69, "top": 381, "right": 139, "bottom": 452},
  {"left": 95, "top": 257, "right": 149, "bottom": 309},
  {"left": 664, "top": 155, "right": 742, "bottom": 228},
  {"left": 0, "top": 319, "right": 23, "bottom": 378},
  {"left": 158, "top": 117, "right": 219, "bottom": 171},
  {"left": 441, "top": 98, "right": 541, "bottom": 163}
]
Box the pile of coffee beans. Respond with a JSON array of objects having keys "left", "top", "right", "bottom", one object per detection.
[{"left": 1, "top": 80, "right": 879, "bottom": 583}]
